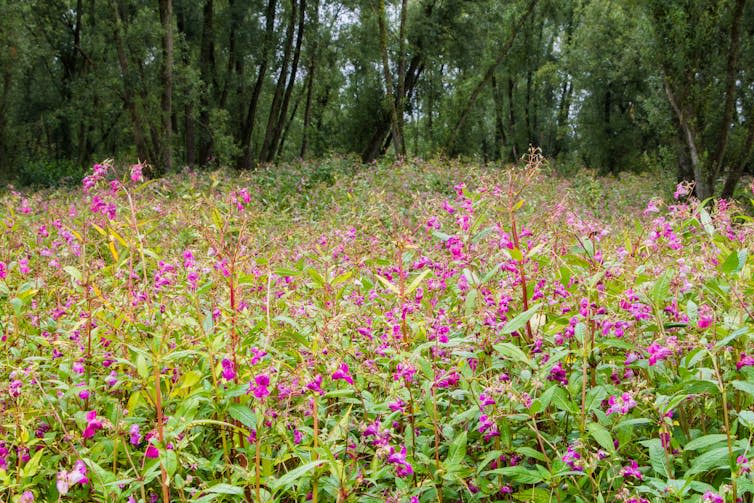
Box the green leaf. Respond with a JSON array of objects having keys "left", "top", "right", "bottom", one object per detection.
[
  {"left": 406, "top": 269, "right": 432, "bottom": 294},
  {"left": 684, "top": 434, "right": 728, "bottom": 451},
  {"left": 494, "top": 342, "right": 534, "bottom": 368},
  {"left": 486, "top": 465, "right": 545, "bottom": 484},
  {"left": 269, "top": 460, "right": 326, "bottom": 492},
  {"left": 587, "top": 422, "right": 615, "bottom": 453},
  {"left": 228, "top": 404, "right": 256, "bottom": 429},
  {"left": 446, "top": 430, "right": 467, "bottom": 469},
  {"left": 686, "top": 446, "right": 737, "bottom": 476},
  {"left": 205, "top": 483, "right": 245, "bottom": 495},
  {"left": 501, "top": 304, "right": 541, "bottom": 335},
  {"left": 549, "top": 387, "right": 578, "bottom": 415},
  {"left": 732, "top": 380, "right": 754, "bottom": 397},
  {"left": 650, "top": 270, "right": 672, "bottom": 305},
  {"left": 738, "top": 410, "right": 754, "bottom": 430},
  {"left": 513, "top": 488, "right": 552, "bottom": 503},
  {"left": 699, "top": 207, "right": 715, "bottom": 235},
  {"left": 645, "top": 438, "right": 670, "bottom": 478}
]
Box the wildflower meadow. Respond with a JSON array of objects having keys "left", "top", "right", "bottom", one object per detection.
[{"left": 2, "top": 154, "right": 754, "bottom": 503}]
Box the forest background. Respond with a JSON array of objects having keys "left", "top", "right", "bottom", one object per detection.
[{"left": 0, "top": 0, "right": 753, "bottom": 199}]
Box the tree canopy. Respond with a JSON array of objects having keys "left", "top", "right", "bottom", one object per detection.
[{"left": 0, "top": 0, "right": 753, "bottom": 195}]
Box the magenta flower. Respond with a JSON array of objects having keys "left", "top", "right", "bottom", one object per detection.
[
  {"left": 306, "top": 374, "right": 324, "bottom": 395},
  {"left": 697, "top": 304, "right": 713, "bottom": 329},
  {"left": 737, "top": 353, "right": 754, "bottom": 370},
  {"left": 57, "top": 460, "right": 88, "bottom": 495},
  {"left": 249, "top": 374, "right": 271, "bottom": 399},
  {"left": 332, "top": 363, "right": 354, "bottom": 385},
  {"left": 9, "top": 379, "right": 22, "bottom": 398},
  {"left": 605, "top": 392, "right": 637, "bottom": 415},
  {"left": 145, "top": 432, "right": 159, "bottom": 458},
  {"left": 221, "top": 358, "right": 236, "bottom": 381},
  {"left": 82, "top": 410, "right": 103, "bottom": 439},
  {"left": 0, "top": 261, "right": 6, "bottom": 280},
  {"left": 250, "top": 346, "right": 267, "bottom": 365},
  {"left": 548, "top": 362, "right": 569, "bottom": 386},
  {"left": 387, "top": 445, "right": 413, "bottom": 477},
  {"left": 130, "top": 424, "right": 142, "bottom": 446},
  {"left": 130, "top": 163, "right": 144, "bottom": 183},
  {"left": 647, "top": 341, "right": 673, "bottom": 366},
  {"left": 19, "top": 491, "right": 34, "bottom": 503},
  {"left": 702, "top": 491, "right": 723, "bottom": 503},
  {"left": 738, "top": 455, "right": 750, "bottom": 474},
  {"left": 478, "top": 414, "right": 500, "bottom": 441},
  {"left": 621, "top": 459, "right": 642, "bottom": 480},
  {"left": 393, "top": 362, "right": 417, "bottom": 384},
  {"left": 562, "top": 445, "right": 582, "bottom": 471},
  {"left": 388, "top": 398, "right": 406, "bottom": 412}
]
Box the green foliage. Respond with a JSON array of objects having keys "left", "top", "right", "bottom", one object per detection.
[{"left": 1, "top": 158, "right": 754, "bottom": 501}]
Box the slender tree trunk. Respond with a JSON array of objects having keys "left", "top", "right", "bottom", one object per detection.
[
  {"left": 507, "top": 75, "right": 518, "bottom": 160},
  {"left": 709, "top": 0, "right": 745, "bottom": 191},
  {"left": 111, "top": 0, "right": 151, "bottom": 163},
  {"left": 491, "top": 72, "right": 507, "bottom": 161},
  {"left": 277, "top": 90, "right": 302, "bottom": 158},
  {"left": 300, "top": 0, "right": 319, "bottom": 158},
  {"left": 377, "top": 0, "right": 403, "bottom": 158},
  {"left": 361, "top": 54, "right": 423, "bottom": 162},
  {"left": 159, "top": 0, "right": 174, "bottom": 173},
  {"left": 219, "top": 0, "right": 238, "bottom": 110},
  {"left": 238, "top": 0, "right": 277, "bottom": 169},
  {"left": 447, "top": 0, "right": 537, "bottom": 153},
  {"left": 261, "top": 0, "right": 305, "bottom": 163},
  {"left": 722, "top": 102, "right": 754, "bottom": 198},
  {"left": 198, "top": 0, "right": 216, "bottom": 164},
  {"left": 664, "top": 79, "right": 709, "bottom": 199},
  {"left": 395, "top": 0, "right": 408, "bottom": 157}
]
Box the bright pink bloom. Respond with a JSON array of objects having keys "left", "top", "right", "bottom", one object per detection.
[{"left": 332, "top": 363, "right": 354, "bottom": 385}]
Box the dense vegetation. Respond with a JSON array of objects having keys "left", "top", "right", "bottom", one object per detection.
[
  {"left": 2, "top": 156, "right": 754, "bottom": 502},
  {"left": 1, "top": 0, "right": 754, "bottom": 197}
]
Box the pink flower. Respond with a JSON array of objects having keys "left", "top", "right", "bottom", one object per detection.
[
  {"left": 621, "top": 459, "right": 642, "bottom": 480},
  {"left": 306, "top": 375, "right": 324, "bottom": 395},
  {"left": 130, "top": 424, "right": 142, "bottom": 446},
  {"left": 130, "top": 163, "right": 145, "bottom": 183},
  {"left": 393, "top": 362, "right": 416, "bottom": 384},
  {"left": 605, "top": 392, "right": 637, "bottom": 415},
  {"left": 548, "top": 362, "right": 569, "bottom": 385},
  {"left": 145, "top": 432, "right": 159, "bottom": 458},
  {"left": 82, "top": 410, "right": 103, "bottom": 439},
  {"left": 387, "top": 445, "right": 413, "bottom": 477},
  {"left": 737, "top": 353, "right": 754, "bottom": 370},
  {"left": 249, "top": 374, "right": 271, "bottom": 399},
  {"left": 702, "top": 491, "right": 723, "bottom": 503},
  {"left": 697, "top": 304, "right": 713, "bottom": 330},
  {"left": 0, "top": 262, "right": 6, "bottom": 279},
  {"left": 221, "top": 358, "right": 236, "bottom": 381},
  {"left": 332, "top": 363, "right": 354, "bottom": 385}
]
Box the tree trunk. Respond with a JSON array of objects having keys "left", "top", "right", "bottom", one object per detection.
[
  {"left": 361, "top": 54, "right": 423, "bottom": 162},
  {"left": 491, "top": 72, "right": 507, "bottom": 161},
  {"left": 159, "top": 0, "right": 174, "bottom": 173},
  {"left": 238, "top": 0, "right": 277, "bottom": 169},
  {"left": 377, "top": 0, "right": 404, "bottom": 159},
  {"left": 111, "top": 0, "right": 152, "bottom": 164},
  {"left": 507, "top": 75, "right": 518, "bottom": 160},
  {"left": 664, "top": 79, "right": 709, "bottom": 199},
  {"left": 447, "top": 0, "right": 537, "bottom": 153},
  {"left": 722, "top": 101, "right": 754, "bottom": 198},
  {"left": 261, "top": 0, "right": 305, "bottom": 163},
  {"left": 198, "top": 0, "right": 216, "bottom": 164},
  {"left": 395, "top": 0, "right": 408, "bottom": 157},
  {"left": 300, "top": 0, "right": 320, "bottom": 158},
  {"left": 709, "top": 0, "right": 745, "bottom": 191}
]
